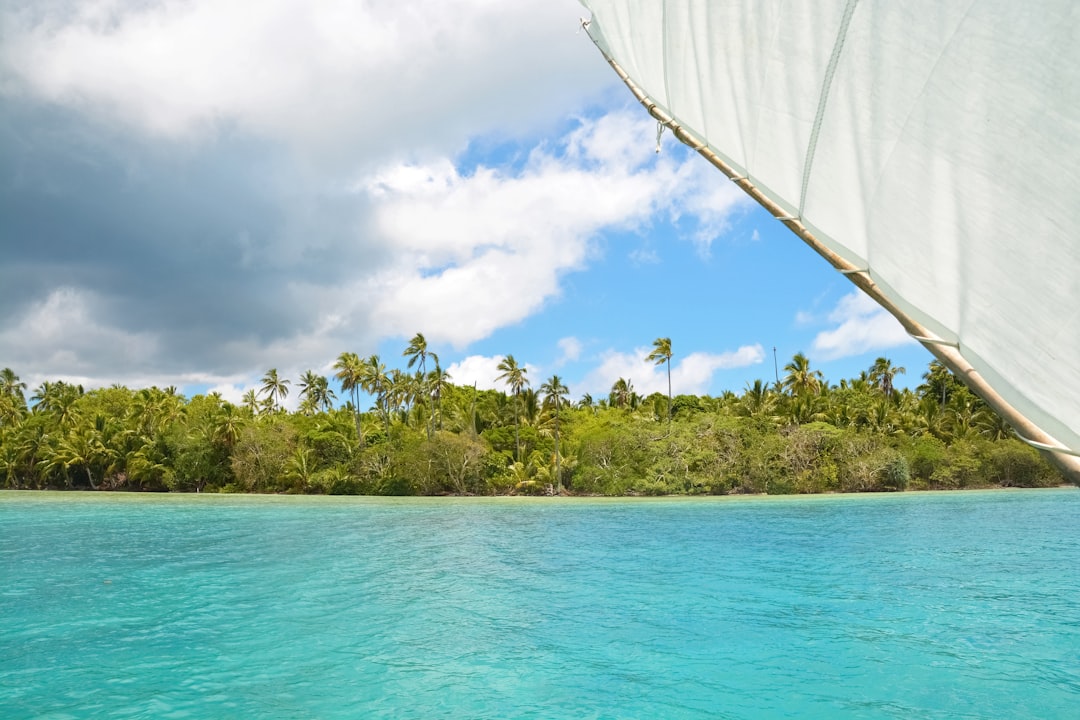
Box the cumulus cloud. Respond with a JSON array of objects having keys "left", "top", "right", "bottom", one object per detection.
[
  {"left": 581, "top": 344, "right": 765, "bottom": 397},
  {"left": 0, "top": 287, "right": 157, "bottom": 385},
  {"left": 0, "top": 0, "right": 609, "bottom": 163},
  {"left": 811, "top": 291, "right": 915, "bottom": 360},
  {"left": 362, "top": 110, "right": 698, "bottom": 347},
  {"left": 205, "top": 383, "right": 252, "bottom": 407},
  {"left": 0, "top": 2, "right": 754, "bottom": 395},
  {"left": 444, "top": 355, "right": 540, "bottom": 392}
]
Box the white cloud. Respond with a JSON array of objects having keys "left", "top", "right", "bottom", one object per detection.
[
  {"left": 362, "top": 110, "right": 728, "bottom": 348},
  {"left": 812, "top": 291, "right": 915, "bottom": 360},
  {"left": 581, "top": 344, "right": 765, "bottom": 397},
  {"left": 556, "top": 337, "right": 583, "bottom": 365},
  {"left": 444, "top": 355, "right": 540, "bottom": 391},
  {"left": 1, "top": 0, "right": 610, "bottom": 162},
  {"left": 0, "top": 287, "right": 157, "bottom": 379},
  {"left": 0, "top": 3, "right": 759, "bottom": 392},
  {"left": 0, "top": 288, "right": 278, "bottom": 396},
  {"left": 205, "top": 382, "right": 254, "bottom": 406},
  {"left": 674, "top": 160, "right": 751, "bottom": 256}
]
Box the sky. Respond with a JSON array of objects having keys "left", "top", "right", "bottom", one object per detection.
[{"left": 0, "top": 0, "right": 933, "bottom": 408}]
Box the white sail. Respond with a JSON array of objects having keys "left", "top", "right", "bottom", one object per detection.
[{"left": 582, "top": 0, "right": 1080, "bottom": 469}]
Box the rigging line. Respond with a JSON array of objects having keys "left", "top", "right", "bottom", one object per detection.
[{"left": 799, "top": 0, "right": 861, "bottom": 219}]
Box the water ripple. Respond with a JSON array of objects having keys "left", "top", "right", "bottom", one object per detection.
[{"left": 1, "top": 490, "right": 1078, "bottom": 718}]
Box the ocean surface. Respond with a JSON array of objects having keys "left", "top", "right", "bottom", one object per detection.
[{"left": 1, "top": 489, "right": 1078, "bottom": 719}]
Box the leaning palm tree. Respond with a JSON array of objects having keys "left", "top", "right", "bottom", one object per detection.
[
  {"left": 540, "top": 375, "right": 569, "bottom": 493},
  {"left": 259, "top": 369, "right": 290, "bottom": 412},
  {"left": 334, "top": 352, "right": 365, "bottom": 447},
  {"left": 403, "top": 333, "right": 429, "bottom": 375},
  {"left": 496, "top": 355, "right": 529, "bottom": 461},
  {"left": 646, "top": 337, "right": 673, "bottom": 432}
]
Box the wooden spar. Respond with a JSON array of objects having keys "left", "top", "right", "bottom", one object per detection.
[{"left": 586, "top": 28, "right": 1080, "bottom": 482}]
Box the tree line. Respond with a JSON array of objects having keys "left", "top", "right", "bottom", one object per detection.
[{"left": 0, "top": 335, "right": 1067, "bottom": 495}]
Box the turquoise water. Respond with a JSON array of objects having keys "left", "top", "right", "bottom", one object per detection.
[{"left": 1, "top": 490, "right": 1078, "bottom": 719}]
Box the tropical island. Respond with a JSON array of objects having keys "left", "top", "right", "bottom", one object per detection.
[{"left": 0, "top": 335, "right": 1068, "bottom": 495}]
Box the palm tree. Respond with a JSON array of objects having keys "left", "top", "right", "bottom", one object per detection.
[
  {"left": 869, "top": 357, "right": 906, "bottom": 398},
  {"left": 241, "top": 389, "right": 261, "bottom": 416},
  {"left": 360, "top": 355, "right": 390, "bottom": 434},
  {"left": 334, "top": 352, "right": 365, "bottom": 446},
  {"left": 646, "top": 337, "right": 673, "bottom": 432},
  {"left": 55, "top": 421, "right": 115, "bottom": 490},
  {"left": 403, "top": 333, "right": 430, "bottom": 376},
  {"left": 0, "top": 369, "right": 27, "bottom": 427},
  {"left": 259, "top": 369, "right": 290, "bottom": 412},
  {"left": 404, "top": 333, "right": 437, "bottom": 438},
  {"left": 32, "top": 381, "right": 83, "bottom": 426},
  {"left": 428, "top": 363, "right": 451, "bottom": 433},
  {"left": 313, "top": 375, "right": 335, "bottom": 412},
  {"left": 918, "top": 360, "right": 955, "bottom": 408},
  {"left": 783, "top": 352, "right": 823, "bottom": 397},
  {"left": 540, "top": 375, "right": 569, "bottom": 493},
  {"left": 496, "top": 355, "right": 529, "bottom": 461},
  {"left": 212, "top": 404, "right": 245, "bottom": 449},
  {"left": 609, "top": 377, "right": 637, "bottom": 409},
  {"left": 738, "top": 379, "right": 778, "bottom": 419},
  {"left": 0, "top": 368, "right": 26, "bottom": 403},
  {"left": 297, "top": 370, "right": 320, "bottom": 413}
]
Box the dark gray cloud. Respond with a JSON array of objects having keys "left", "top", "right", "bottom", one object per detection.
[
  {"left": 0, "top": 0, "right": 618, "bottom": 392},
  {"left": 0, "top": 98, "right": 386, "bottom": 378}
]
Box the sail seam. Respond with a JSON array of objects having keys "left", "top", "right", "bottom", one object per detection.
[{"left": 799, "top": 0, "right": 860, "bottom": 218}]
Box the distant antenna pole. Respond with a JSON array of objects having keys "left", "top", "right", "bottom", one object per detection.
[{"left": 773, "top": 346, "right": 779, "bottom": 385}]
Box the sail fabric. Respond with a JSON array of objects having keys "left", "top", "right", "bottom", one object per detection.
[{"left": 583, "top": 0, "right": 1080, "bottom": 453}]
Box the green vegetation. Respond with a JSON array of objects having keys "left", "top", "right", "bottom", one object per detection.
[{"left": 0, "top": 347, "right": 1068, "bottom": 495}]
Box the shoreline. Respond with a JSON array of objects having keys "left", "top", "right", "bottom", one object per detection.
[{"left": 2, "top": 485, "right": 1075, "bottom": 505}]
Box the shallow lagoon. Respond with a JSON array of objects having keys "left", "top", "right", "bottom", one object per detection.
[{"left": 2, "top": 489, "right": 1078, "bottom": 719}]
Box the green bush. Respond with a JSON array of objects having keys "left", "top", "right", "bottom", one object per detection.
[{"left": 980, "top": 441, "right": 1059, "bottom": 488}]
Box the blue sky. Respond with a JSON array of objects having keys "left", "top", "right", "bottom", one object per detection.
[{"left": 0, "top": 0, "right": 932, "bottom": 407}]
